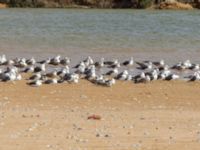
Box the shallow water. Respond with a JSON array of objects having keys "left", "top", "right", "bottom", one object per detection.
[{"left": 0, "top": 9, "right": 200, "bottom": 63}]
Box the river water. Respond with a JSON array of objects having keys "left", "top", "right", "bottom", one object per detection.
[{"left": 0, "top": 9, "right": 200, "bottom": 63}]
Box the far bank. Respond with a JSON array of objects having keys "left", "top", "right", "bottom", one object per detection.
[{"left": 0, "top": 0, "right": 199, "bottom": 9}]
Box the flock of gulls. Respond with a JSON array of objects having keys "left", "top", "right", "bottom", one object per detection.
[{"left": 0, "top": 54, "right": 199, "bottom": 87}]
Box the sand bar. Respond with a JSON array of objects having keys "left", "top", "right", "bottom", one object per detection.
[{"left": 0, "top": 80, "right": 200, "bottom": 149}]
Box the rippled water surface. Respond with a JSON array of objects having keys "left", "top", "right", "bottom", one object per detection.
[{"left": 0, "top": 9, "right": 200, "bottom": 62}]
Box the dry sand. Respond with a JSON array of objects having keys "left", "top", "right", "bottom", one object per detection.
[
  {"left": 0, "top": 3, "right": 7, "bottom": 8},
  {"left": 0, "top": 80, "right": 200, "bottom": 149},
  {"left": 158, "top": 0, "right": 193, "bottom": 10}
]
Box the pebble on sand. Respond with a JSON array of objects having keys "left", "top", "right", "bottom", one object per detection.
[{"left": 87, "top": 114, "right": 101, "bottom": 120}]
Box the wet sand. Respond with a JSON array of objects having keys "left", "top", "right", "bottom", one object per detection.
[{"left": 0, "top": 80, "right": 200, "bottom": 149}]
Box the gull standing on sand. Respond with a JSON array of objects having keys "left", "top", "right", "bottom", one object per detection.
[
  {"left": 136, "top": 61, "right": 153, "bottom": 70},
  {"left": 0, "top": 54, "right": 7, "bottom": 65},
  {"left": 75, "top": 62, "right": 86, "bottom": 74},
  {"left": 57, "top": 66, "right": 70, "bottom": 77},
  {"left": 26, "top": 57, "right": 36, "bottom": 65},
  {"left": 94, "top": 58, "right": 105, "bottom": 68},
  {"left": 44, "top": 78, "right": 58, "bottom": 84},
  {"left": 45, "top": 70, "right": 58, "bottom": 78},
  {"left": 29, "top": 73, "right": 42, "bottom": 80},
  {"left": 187, "top": 71, "right": 200, "bottom": 81},
  {"left": 85, "top": 70, "right": 96, "bottom": 81},
  {"left": 84, "top": 56, "right": 94, "bottom": 66},
  {"left": 104, "top": 68, "right": 119, "bottom": 77},
  {"left": 189, "top": 63, "right": 199, "bottom": 70},
  {"left": 153, "top": 59, "right": 165, "bottom": 67},
  {"left": 1, "top": 72, "right": 16, "bottom": 82},
  {"left": 60, "top": 57, "right": 71, "bottom": 65},
  {"left": 34, "top": 64, "right": 46, "bottom": 72},
  {"left": 165, "top": 74, "right": 180, "bottom": 81},
  {"left": 146, "top": 69, "right": 159, "bottom": 81},
  {"left": 49, "top": 55, "right": 61, "bottom": 65},
  {"left": 38, "top": 58, "right": 51, "bottom": 64},
  {"left": 115, "top": 70, "right": 129, "bottom": 80},
  {"left": 105, "top": 78, "right": 116, "bottom": 87},
  {"left": 64, "top": 73, "right": 79, "bottom": 83},
  {"left": 122, "top": 57, "right": 134, "bottom": 67},
  {"left": 15, "top": 58, "right": 27, "bottom": 68},
  {"left": 0, "top": 67, "right": 21, "bottom": 82},
  {"left": 104, "top": 59, "right": 119, "bottom": 66},
  {"left": 23, "top": 66, "right": 35, "bottom": 73},
  {"left": 28, "top": 80, "right": 42, "bottom": 87},
  {"left": 134, "top": 72, "right": 151, "bottom": 83}
]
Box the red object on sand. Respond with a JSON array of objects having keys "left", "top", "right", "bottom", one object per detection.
[{"left": 87, "top": 114, "right": 101, "bottom": 120}]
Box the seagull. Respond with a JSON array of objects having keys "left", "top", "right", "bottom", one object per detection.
[
  {"left": 28, "top": 80, "right": 42, "bottom": 87},
  {"left": 26, "top": 57, "right": 36, "bottom": 65},
  {"left": 16, "top": 74, "right": 22, "bottom": 80},
  {"left": 158, "top": 73, "right": 167, "bottom": 80},
  {"left": 49, "top": 55, "right": 61, "bottom": 65},
  {"left": 38, "top": 58, "right": 51, "bottom": 64},
  {"left": 74, "top": 61, "right": 85, "bottom": 69},
  {"left": 165, "top": 74, "right": 180, "bottom": 81},
  {"left": 134, "top": 73, "right": 151, "bottom": 83},
  {"left": 105, "top": 78, "right": 116, "bottom": 87},
  {"left": 4, "top": 66, "right": 18, "bottom": 74},
  {"left": 84, "top": 65, "right": 96, "bottom": 75},
  {"left": 104, "top": 59, "right": 119, "bottom": 66},
  {"left": 145, "top": 75, "right": 151, "bottom": 82},
  {"left": 64, "top": 73, "right": 79, "bottom": 83},
  {"left": 15, "top": 58, "right": 27, "bottom": 68},
  {"left": 45, "top": 70, "right": 57, "bottom": 78},
  {"left": 183, "top": 59, "right": 192, "bottom": 68},
  {"left": 115, "top": 70, "right": 128, "bottom": 80},
  {"left": 171, "top": 60, "right": 192, "bottom": 70},
  {"left": 122, "top": 57, "right": 134, "bottom": 67},
  {"left": 29, "top": 73, "right": 42, "bottom": 80},
  {"left": 153, "top": 59, "right": 165, "bottom": 67},
  {"left": 83, "top": 56, "right": 94, "bottom": 66},
  {"left": 94, "top": 58, "right": 104, "bottom": 68},
  {"left": 95, "top": 75, "right": 104, "bottom": 82},
  {"left": 158, "top": 65, "right": 169, "bottom": 71},
  {"left": 171, "top": 62, "right": 184, "bottom": 70},
  {"left": 186, "top": 72, "right": 200, "bottom": 81},
  {"left": 126, "top": 75, "right": 133, "bottom": 81},
  {"left": 108, "top": 62, "right": 121, "bottom": 69},
  {"left": 85, "top": 70, "right": 96, "bottom": 81},
  {"left": 136, "top": 61, "right": 153, "bottom": 70},
  {"left": 0, "top": 54, "right": 7, "bottom": 65},
  {"left": 0, "top": 68, "right": 20, "bottom": 82},
  {"left": 57, "top": 66, "right": 70, "bottom": 77},
  {"left": 104, "top": 68, "right": 118, "bottom": 77},
  {"left": 133, "top": 72, "right": 145, "bottom": 83},
  {"left": 34, "top": 64, "right": 46, "bottom": 73},
  {"left": 60, "top": 57, "right": 71, "bottom": 65},
  {"left": 44, "top": 78, "right": 58, "bottom": 84},
  {"left": 2, "top": 59, "right": 15, "bottom": 66},
  {"left": 189, "top": 64, "right": 199, "bottom": 70},
  {"left": 75, "top": 63, "right": 86, "bottom": 74},
  {"left": 22, "top": 66, "right": 34, "bottom": 73},
  {"left": 145, "top": 69, "right": 159, "bottom": 81},
  {"left": 158, "top": 68, "right": 171, "bottom": 80}
]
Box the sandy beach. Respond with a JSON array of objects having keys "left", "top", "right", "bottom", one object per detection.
[{"left": 0, "top": 80, "right": 200, "bottom": 149}]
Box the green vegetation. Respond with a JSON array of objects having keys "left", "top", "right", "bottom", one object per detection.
[
  {"left": 0, "top": 0, "right": 199, "bottom": 8},
  {"left": 137, "top": 0, "right": 153, "bottom": 8}
]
